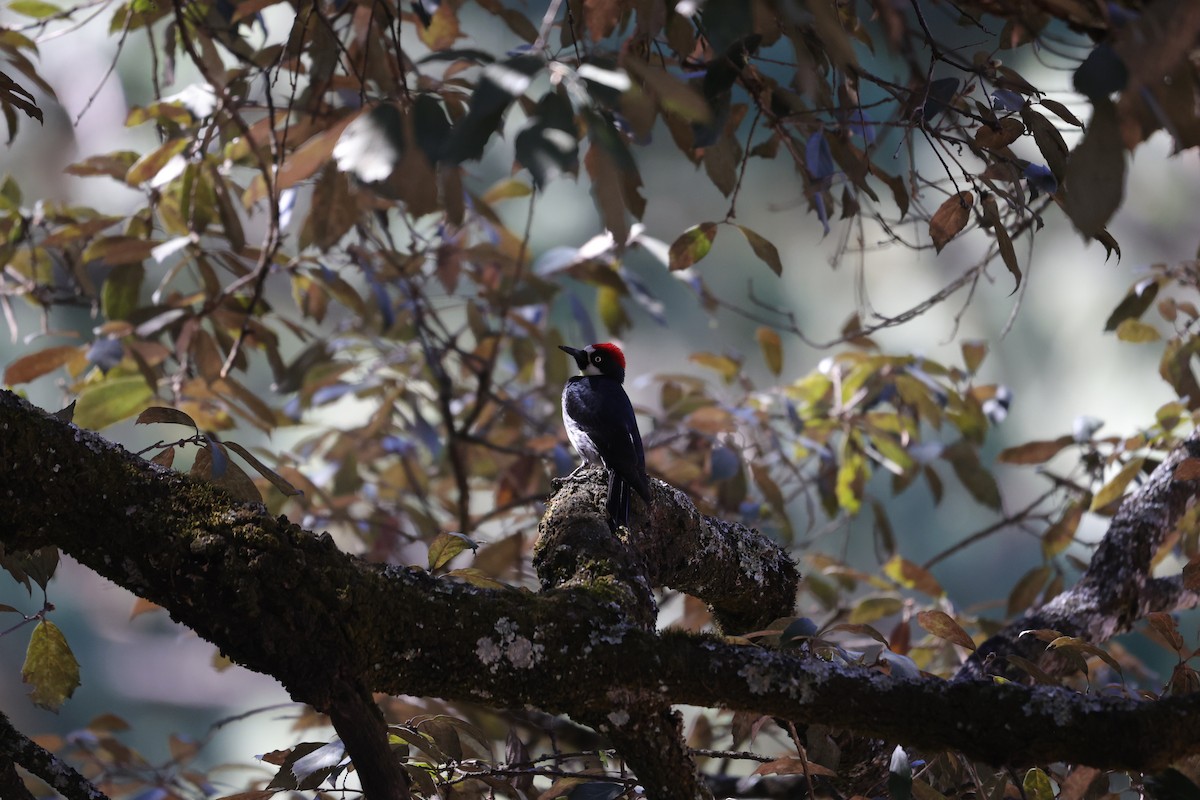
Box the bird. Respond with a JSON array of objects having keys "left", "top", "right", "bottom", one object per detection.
[{"left": 559, "top": 342, "right": 651, "bottom": 530}]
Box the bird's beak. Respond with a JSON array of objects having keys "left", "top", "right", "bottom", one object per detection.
[{"left": 559, "top": 345, "right": 587, "bottom": 371}]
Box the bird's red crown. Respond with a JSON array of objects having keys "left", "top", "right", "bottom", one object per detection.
[{"left": 592, "top": 342, "right": 625, "bottom": 369}]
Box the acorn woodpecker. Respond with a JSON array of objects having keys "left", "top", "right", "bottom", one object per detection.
[{"left": 559, "top": 342, "right": 651, "bottom": 530}]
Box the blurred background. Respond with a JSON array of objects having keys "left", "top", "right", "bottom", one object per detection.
[{"left": 1, "top": 0, "right": 1197, "bottom": 789}]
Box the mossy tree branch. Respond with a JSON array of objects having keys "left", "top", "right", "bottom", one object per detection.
[{"left": 6, "top": 391, "right": 1200, "bottom": 800}]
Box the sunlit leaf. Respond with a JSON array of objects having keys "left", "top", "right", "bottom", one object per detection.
[
  {"left": 428, "top": 532, "right": 478, "bottom": 571},
  {"left": 1115, "top": 318, "right": 1160, "bottom": 343},
  {"left": 74, "top": 376, "right": 155, "bottom": 431},
  {"left": 848, "top": 595, "right": 903, "bottom": 624},
  {"left": 689, "top": 351, "right": 740, "bottom": 383},
  {"left": 1024, "top": 768, "right": 1055, "bottom": 800},
  {"left": 669, "top": 222, "right": 718, "bottom": 271},
  {"left": 417, "top": 3, "right": 460, "bottom": 49},
  {"left": 836, "top": 450, "right": 868, "bottom": 515},
  {"left": 8, "top": 1, "right": 62, "bottom": 18}
]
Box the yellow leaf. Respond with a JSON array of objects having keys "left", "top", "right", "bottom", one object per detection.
[
  {"left": 22, "top": 620, "right": 80, "bottom": 711},
  {"left": 417, "top": 3, "right": 460, "bottom": 49},
  {"left": 1115, "top": 318, "right": 1161, "bottom": 343},
  {"left": 668, "top": 223, "right": 718, "bottom": 271},
  {"left": 756, "top": 327, "right": 783, "bottom": 375},
  {"left": 689, "top": 351, "right": 740, "bottom": 383},
  {"left": 1089, "top": 456, "right": 1145, "bottom": 512}
]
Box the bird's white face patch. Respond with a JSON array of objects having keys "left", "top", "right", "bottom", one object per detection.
[{"left": 581, "top": 346, "right": 604, "bottom": 376}]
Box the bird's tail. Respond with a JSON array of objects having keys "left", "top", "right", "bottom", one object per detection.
[{"left": 606, "top": 470, "right": 631, "bottom": 531}]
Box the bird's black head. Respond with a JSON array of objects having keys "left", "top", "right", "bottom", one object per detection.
[{"left": 560, "top": 342, "right": 626, "bottom": 382}]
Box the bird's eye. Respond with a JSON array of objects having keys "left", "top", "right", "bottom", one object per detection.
[{"left": 593, "top": 355, "right": 602, "bottom": 364}]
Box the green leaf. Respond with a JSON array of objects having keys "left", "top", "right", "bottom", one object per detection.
[
  {"left": 1023, "top": 769, "right": 1055, "bottom": 800},
  {"left": 22, "top": 620, "right": 80, "bottom": 711},
  {"left": 596, "top": 285, "right": 629, "bottom": 336},
  {"left": 101, "top": 263, "right": 144, "bottom": 322},
  {"left": 74, "top": 376, "right": 155, "bottom": 431},
  {"left": 835, "top": 450, "right": 868, "bottom": 515},
  {"left": 427, "top": 532, "right": 475, "bottom": 571},
  {"left": 9, "top": 1, "right": 63, "bottom": 19},
  {"left": 735, "top": 224, "right": 783, "bottom": 275},
  {"left": 669, "top": 222, "right": 718, "bottom": 271},
  {"left": 848, "top": 595, "right": 903, "bottom": 624}
]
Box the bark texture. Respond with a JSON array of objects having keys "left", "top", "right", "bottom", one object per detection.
[{"left": 4, "top": 390, "right": 1200, "bottom": 799}]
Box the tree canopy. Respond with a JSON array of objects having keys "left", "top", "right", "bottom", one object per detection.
[{"left": 2, "top": 1, "right": 1200, "bottom": 799}]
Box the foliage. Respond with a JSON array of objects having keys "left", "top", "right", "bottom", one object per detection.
[{"left": 1, "top": 0, "right": 1200, "bottom": 798}]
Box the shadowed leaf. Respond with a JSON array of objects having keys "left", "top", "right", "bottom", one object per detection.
[
  {"left": 916, "top": 610, "right": 975, "bottom": 650},
  {"left": 929, "top": 192, "right": 973, "bottom": 252},
  {"left": 22, "top": 620, "right": 80, "bottom": 711}
]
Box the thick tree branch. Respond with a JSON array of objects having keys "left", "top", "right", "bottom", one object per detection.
[
  {"left": 961, "top": 430, "right": 1200, "bottom": 680},
  {"left": 7, "top": 390, "right": 1200, "bottom": 797}
]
